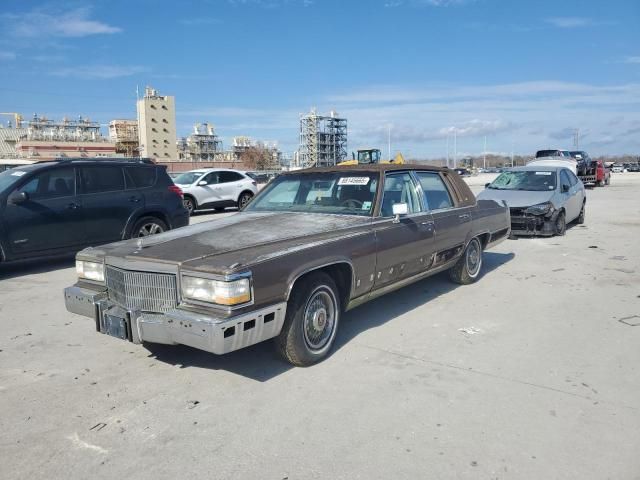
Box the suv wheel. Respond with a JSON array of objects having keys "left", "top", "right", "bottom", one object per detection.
[
  {"left": 183, "top": 196, "right": 196, "bottom": 215},
  {"left": 238, "top": 191, "right": 253, "bottom": 209},
  {"left": 131, "top": 216, "right": 167, "bottom": 238}
]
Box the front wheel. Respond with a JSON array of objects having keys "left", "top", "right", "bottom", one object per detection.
[
  {"left": 183, "top": 196, "right": 196, "bottom": 215},
  {"left": 576, "top": 204, "right": 585, "bottom": 224},
  {"left": 605, "top": 176, "right": 610, "bottom": 186},
  {"left": 554, "top": 211, "right": 566, "bottom": 236},
  {"left": 275, "top": 272, "right": 340, "bottom": 366},
  {"left": 449, "top": 237, "right": 483, "bottom": 285}
]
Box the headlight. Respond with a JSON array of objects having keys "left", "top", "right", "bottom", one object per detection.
[
  {"left": 76, "top": 260, "right": 105, "bottom": 283},
  {"left": 181, "top": 275, "right": 251, "bottom": 306},
  {"left": 525, "top": 202, "right": 554, "bottom": 216}
]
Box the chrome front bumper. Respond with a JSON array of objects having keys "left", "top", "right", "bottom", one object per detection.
[{"left": 64, "top": 284, "right": 287, "bottom": 355}]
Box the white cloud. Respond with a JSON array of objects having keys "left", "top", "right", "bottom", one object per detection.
[
  {"left": 0, "top": 51, "right": 16, "bottom": 60},
  {"left": 623, "top": 56, "right": 640, "bottom": 64},
  {"left": 545, "top": 17, "right": 594, "bottom": 28},
  {"left": 2, "top": 7, "right": 121, "bottom": 38},
  {"left": 50, "top": 65, "right": 147, "bottom": 79}
]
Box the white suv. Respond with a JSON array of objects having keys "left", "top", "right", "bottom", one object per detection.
[{"left": 173, "top": 169, "right": 258, "bottom": 215}]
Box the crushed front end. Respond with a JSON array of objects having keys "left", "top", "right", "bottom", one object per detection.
[{"left": 509, "top": 203, "right": 558, "bottom": 236}]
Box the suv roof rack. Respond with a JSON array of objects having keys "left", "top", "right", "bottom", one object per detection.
[{"left": 35, "top": 157, "right": 155, "bottom": 165}]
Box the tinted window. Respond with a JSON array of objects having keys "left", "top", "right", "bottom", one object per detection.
[
  {"left": 415, "top": 172, "right": 454, "bottom": 210},
  {"left": 219, "top": 171, "right": 244, "bottom": 183},
  {"left": 17, "top": 167, "right": 75, "bottom": 199},
  {"left": 125, "top": 166, "right": 157, "bottom": 189},
  {"left": 81, "top": 166, "right": 125, "bottom": 194},
  {"left": 380, "top": 172, "right": 422, "bottom": 217},
  {"left": 202, "top": 172, "right": 219, "bottom": 184}
]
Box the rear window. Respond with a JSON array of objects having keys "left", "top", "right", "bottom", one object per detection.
[
  {"left": 81, "top": 166, "right": 125, "bottom": 194},
  {"left": 125, "top": 166, "right": 157, "bottom": 189}
]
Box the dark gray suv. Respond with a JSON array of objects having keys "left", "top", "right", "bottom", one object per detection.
[{"left": 0, "top": 159, "right": 189, "bottom": 262}]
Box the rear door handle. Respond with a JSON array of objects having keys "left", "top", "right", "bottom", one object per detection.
[
  {"left": 459, "top": 213, "right": 471, "bottom": 220},
  {"left": 67, "top": 203, "right": 80, "bottom": 210},
  {"left": 129, "top": 196, "right": 141, "bottom": 203}
]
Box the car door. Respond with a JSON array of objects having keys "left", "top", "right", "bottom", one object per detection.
[
  {"left": 80, "top": 165, "right": 138, "bottom": 244},
  {"left": 414, "top": 171, "right": 472, "bottom": 266},
  {"left": 3, "top": 166, "right": 86, "bottom": 255},
  {"left": 217, "top": 171, "right": 245, "bottom": 203},
  {"left": 562, "top": 168, "right": 583, "bottom": 221},
  {"left": 373, "top": 171, "right": 436, "bottom": 289},
  {"left": 197, "top": 171, "right": 223, "bottom": 207}
]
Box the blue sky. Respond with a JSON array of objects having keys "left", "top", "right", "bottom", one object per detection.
[{"left": 0, "top": 0, "right": 638, "bottom": 158}]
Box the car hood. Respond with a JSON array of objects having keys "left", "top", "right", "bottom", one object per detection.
[
  {"left": 477, "top": 189, "right": 554, "bottom": 208},
  {"left": 92, "top": 211, "right": 371, "bottom": 274}
]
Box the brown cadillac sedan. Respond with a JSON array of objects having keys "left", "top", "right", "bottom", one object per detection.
[{"left": 65, "top": 165, "right": 510, "bottom": 366}]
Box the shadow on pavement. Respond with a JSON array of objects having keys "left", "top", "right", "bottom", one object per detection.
[
  {"left": 0, "top": 255, "right": 75, "bottom": 280},
  {"left": 145, "top": 251, "right": 514, "bottom": 381}
]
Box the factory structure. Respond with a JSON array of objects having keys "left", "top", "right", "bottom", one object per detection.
[
  {"left": 0, "top": 113, "right": 116, "bottom": 160},
  {"left": 297, "top": 108, "right": 348, "bottom": 168},
  {"left": 0, "top": 90, "right": 348, "bottom": 171}
]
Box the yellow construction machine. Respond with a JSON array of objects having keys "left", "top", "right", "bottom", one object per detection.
[{"left": 337, "top": 148, "right": 405, "bottom": 166}]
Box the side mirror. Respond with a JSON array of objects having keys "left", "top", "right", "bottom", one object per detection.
[
  {"left": 484, "top": 183, "right": 491, "bottom": 188},
  {"left": 561, "top": 184, "right": 570, "bottom": 193},
  {"left": 392, "top": 202, "right": 408, "bottom": 223},
  {"left": 198, "top": 181, "right": 208, "bottom": 186},
  {"left": 8, "top": 191, "right": 28, "bottom": 205}
]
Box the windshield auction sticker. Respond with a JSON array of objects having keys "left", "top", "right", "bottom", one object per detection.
[{"left": 338, "top": 177, "right": 370, "bottom": 185}]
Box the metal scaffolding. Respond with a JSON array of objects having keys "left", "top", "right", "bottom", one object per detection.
[
  {"left": 298, "top": 109, "right": 347, "bottom": 168},
  {"left": 177, "top": 122, "right": 223, "bottom": 161}
]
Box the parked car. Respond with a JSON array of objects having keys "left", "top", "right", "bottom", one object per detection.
[
  {"left": 0, "top": 159, "right": 188, "bottom": 263},
  {"left": 626, "top": 163, "right": 640, "bottom": 172},
  {"left": 611, "top": 164, "right": 624, "bottom": 173},
  {"left": 64, "top": 164, "right": 510, "bottom": 366},
  {"left": 0, "top": 159, "right": 35, "bottom": 173},
  {"left": 453, "top": 167, "right": 470, "bottom": 176},
  {"left": 478, "top": 166, "right": 585, "bottom": 236},
  {"left": 535, "top": 149, "right": 572, "bottom": 159},
  {"left": 173, "top": 168, "right": 258, "bottom": 215}
]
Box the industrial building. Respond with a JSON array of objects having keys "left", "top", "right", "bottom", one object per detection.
[
  {"left": 298, "top": 109, "right": 347, "bottom": 167},
  {"left": 0, "top": 113, "right": 116, "bottom": 160},
  {"left": 137, "top": 86, "right": 178, "bottom": 160},
  {"left": 109, "top": 119, "right": 139, "bottom": 157},
  {"left": 177, "top": 122, "right": 222, "bottom": 161}
]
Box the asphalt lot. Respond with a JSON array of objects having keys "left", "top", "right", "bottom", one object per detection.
[{"left": 1, "top": 174, "right": 639, "bottom": 480}]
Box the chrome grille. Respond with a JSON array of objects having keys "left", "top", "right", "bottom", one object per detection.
[{"left": 105, "top": 265, "right": 178, "bottom": 313}]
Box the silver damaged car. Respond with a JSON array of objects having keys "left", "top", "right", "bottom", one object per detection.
[{"left": 477, "top": 166, "right": 585, "bottom": 236}]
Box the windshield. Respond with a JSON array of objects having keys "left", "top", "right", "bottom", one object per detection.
[
  {"left": 245, "top": 172, "right": 379, "bottom": 216},
  {"left": 536, "top": 150, "right": 561, "bottom": 158},
  {"left": 488, "top": 171, "right": 557, "bottom": 191},
  {"left": 357, "top": 150, "right": 381, "bottom": 164},
  {"left": 173, "top": 171, "right": 204, "bottom": 185},
  {"left": 0, "top": 169, "right": 27, "bottom": 192}
]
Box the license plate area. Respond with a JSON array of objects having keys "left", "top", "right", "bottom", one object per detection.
[{"left": 101, "top": 309, "right": 130, "bottom": 340}]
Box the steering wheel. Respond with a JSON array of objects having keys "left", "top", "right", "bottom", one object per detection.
[{"left": 341, "top": 199, "right": 364, "bottom": 209}]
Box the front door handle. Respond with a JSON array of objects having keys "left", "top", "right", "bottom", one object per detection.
[
  {"left": 459, "top": 213, "right": 471, "bottom": 220},
  {"left": 129, "top": 196, "right": 141, "bottom": 203},
  {"left": 67, "top": 203, "right": 80, "bottom": 210}
]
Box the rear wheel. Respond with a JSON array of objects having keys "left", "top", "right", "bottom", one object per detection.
[
  {"left": 237, "top": 191, "right": 253, "bottom": 209},
  {"left": 275, "top": 272, "right": 340, "bottom": 366},
  {"left": 554, "top": 211, "right": 566, "bottom": 236},
  {"left": 449, "top": 237, "right": 483, "bottom": 285},
  {"left": 131, "top": 216, "right": 167, "bottom": 238}
]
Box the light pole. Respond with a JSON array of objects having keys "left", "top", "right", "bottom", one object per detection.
[
  {"left": 453, "top": 127, "right": 457, "bottom": 169},
  {"left": 483, "top": 135, "right": 487, "bottom": 170},
  {"left": 446, "top": 134, "right": 449, "bottom": 168},
  {"left": 387, "top": 124, "right": 391, "bottom": 161}
]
